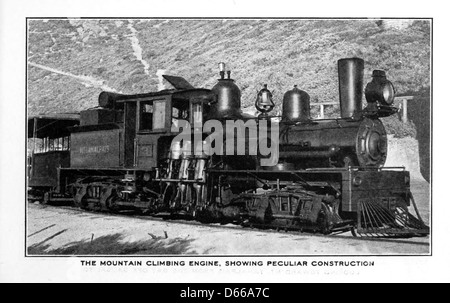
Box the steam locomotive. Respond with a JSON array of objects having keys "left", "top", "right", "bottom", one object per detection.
[{"left": 27, "top": 57, "right": 429, "bottom": 237}]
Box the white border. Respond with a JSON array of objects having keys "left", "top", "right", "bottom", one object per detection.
[{"left": 1, "top": 0, "right": 448, "bottom": 283}]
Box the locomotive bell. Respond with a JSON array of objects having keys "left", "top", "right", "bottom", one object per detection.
[
  {"left": 209, "top": 62, "right": 242, "bottom": 119},
  {"left": 255, "top": 84, "right": 275, "bottom": 117},
  {"left": 282, "top": 85, "right": 310, "bottom": 123},
  {"left": 365, "top": 70, "right": 396, "bottom": 106}
]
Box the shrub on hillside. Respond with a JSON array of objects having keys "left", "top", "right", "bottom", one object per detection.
[
  {"left": 381, "top": 115, "right": 417, "bottom": 138},
  {"left": 27, "top": 19, "right": 430, "bottom": 139}
]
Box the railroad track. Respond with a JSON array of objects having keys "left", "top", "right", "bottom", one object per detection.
[{"left": 29, "top": 203, "right": 430, "bottom": 248}]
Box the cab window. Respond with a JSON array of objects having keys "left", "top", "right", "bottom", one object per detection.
[
  {"left": 32, "top": 136, "right": 70, "bottom": 154},
  {"left": 171, "top": 99, "right": 189, "bottom": 129},
  {"left": 140, "top": 103, "right": 153, "bottom": 130},
  {"left": 139, "top": 100, "right": 166, "bottom": 131},
  {"left": 153, "top": 100, "right": 166, "bottom": 130}
]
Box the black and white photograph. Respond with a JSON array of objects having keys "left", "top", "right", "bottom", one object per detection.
[{"left": 0, "top": 0, "right": 447, "bottom": 284}]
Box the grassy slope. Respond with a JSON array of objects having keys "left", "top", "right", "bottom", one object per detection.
[{"left": 27, "top": 19, "right": 431, "bottom": 136}]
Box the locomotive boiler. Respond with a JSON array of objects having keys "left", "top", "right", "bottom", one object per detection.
[
  {"left": 27, "top": 57, "right": 429, "bottom": 238},
  {"left": 277, "top": 58, "right": 391, "bottom": 169}
]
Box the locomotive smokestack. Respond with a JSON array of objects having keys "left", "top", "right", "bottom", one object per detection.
[{"left": 338, "top": 58, "right": 364, "bottom": 119}]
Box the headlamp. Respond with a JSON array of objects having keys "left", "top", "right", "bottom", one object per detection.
[{"left": 365, "top": 70, "right": 396, "bottom": 106}]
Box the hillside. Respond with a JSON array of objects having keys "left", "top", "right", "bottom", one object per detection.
[{"left": 27, "top": 18, "right": 431, "bottom": 137}]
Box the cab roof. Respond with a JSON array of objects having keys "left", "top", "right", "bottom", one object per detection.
[
  {"left": 28, "top": 113, "right": 80, "bottom": 138},
  {"left": 115, "top": 88, "right": 213, "bottom": 103}
]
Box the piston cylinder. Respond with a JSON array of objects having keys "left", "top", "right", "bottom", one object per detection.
[{"left": 338, "top": 58, "right": 364, "bottom": 119}]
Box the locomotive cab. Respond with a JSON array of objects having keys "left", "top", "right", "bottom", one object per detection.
[{"left": 118, "top": 88, "right": 214, "bottom": 169}]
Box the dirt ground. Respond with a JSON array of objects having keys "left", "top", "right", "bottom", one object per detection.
[{"left": 26, "top": 177, "right": 430, "bottom": 256}]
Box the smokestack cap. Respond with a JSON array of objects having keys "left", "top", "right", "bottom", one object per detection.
[{"left": 372, "top": 70, "right": 386, "bottom": 78}]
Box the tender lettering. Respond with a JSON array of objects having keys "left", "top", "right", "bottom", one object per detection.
[{"left": 79, "top": 145, "right": 110, "bottom": 154}]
